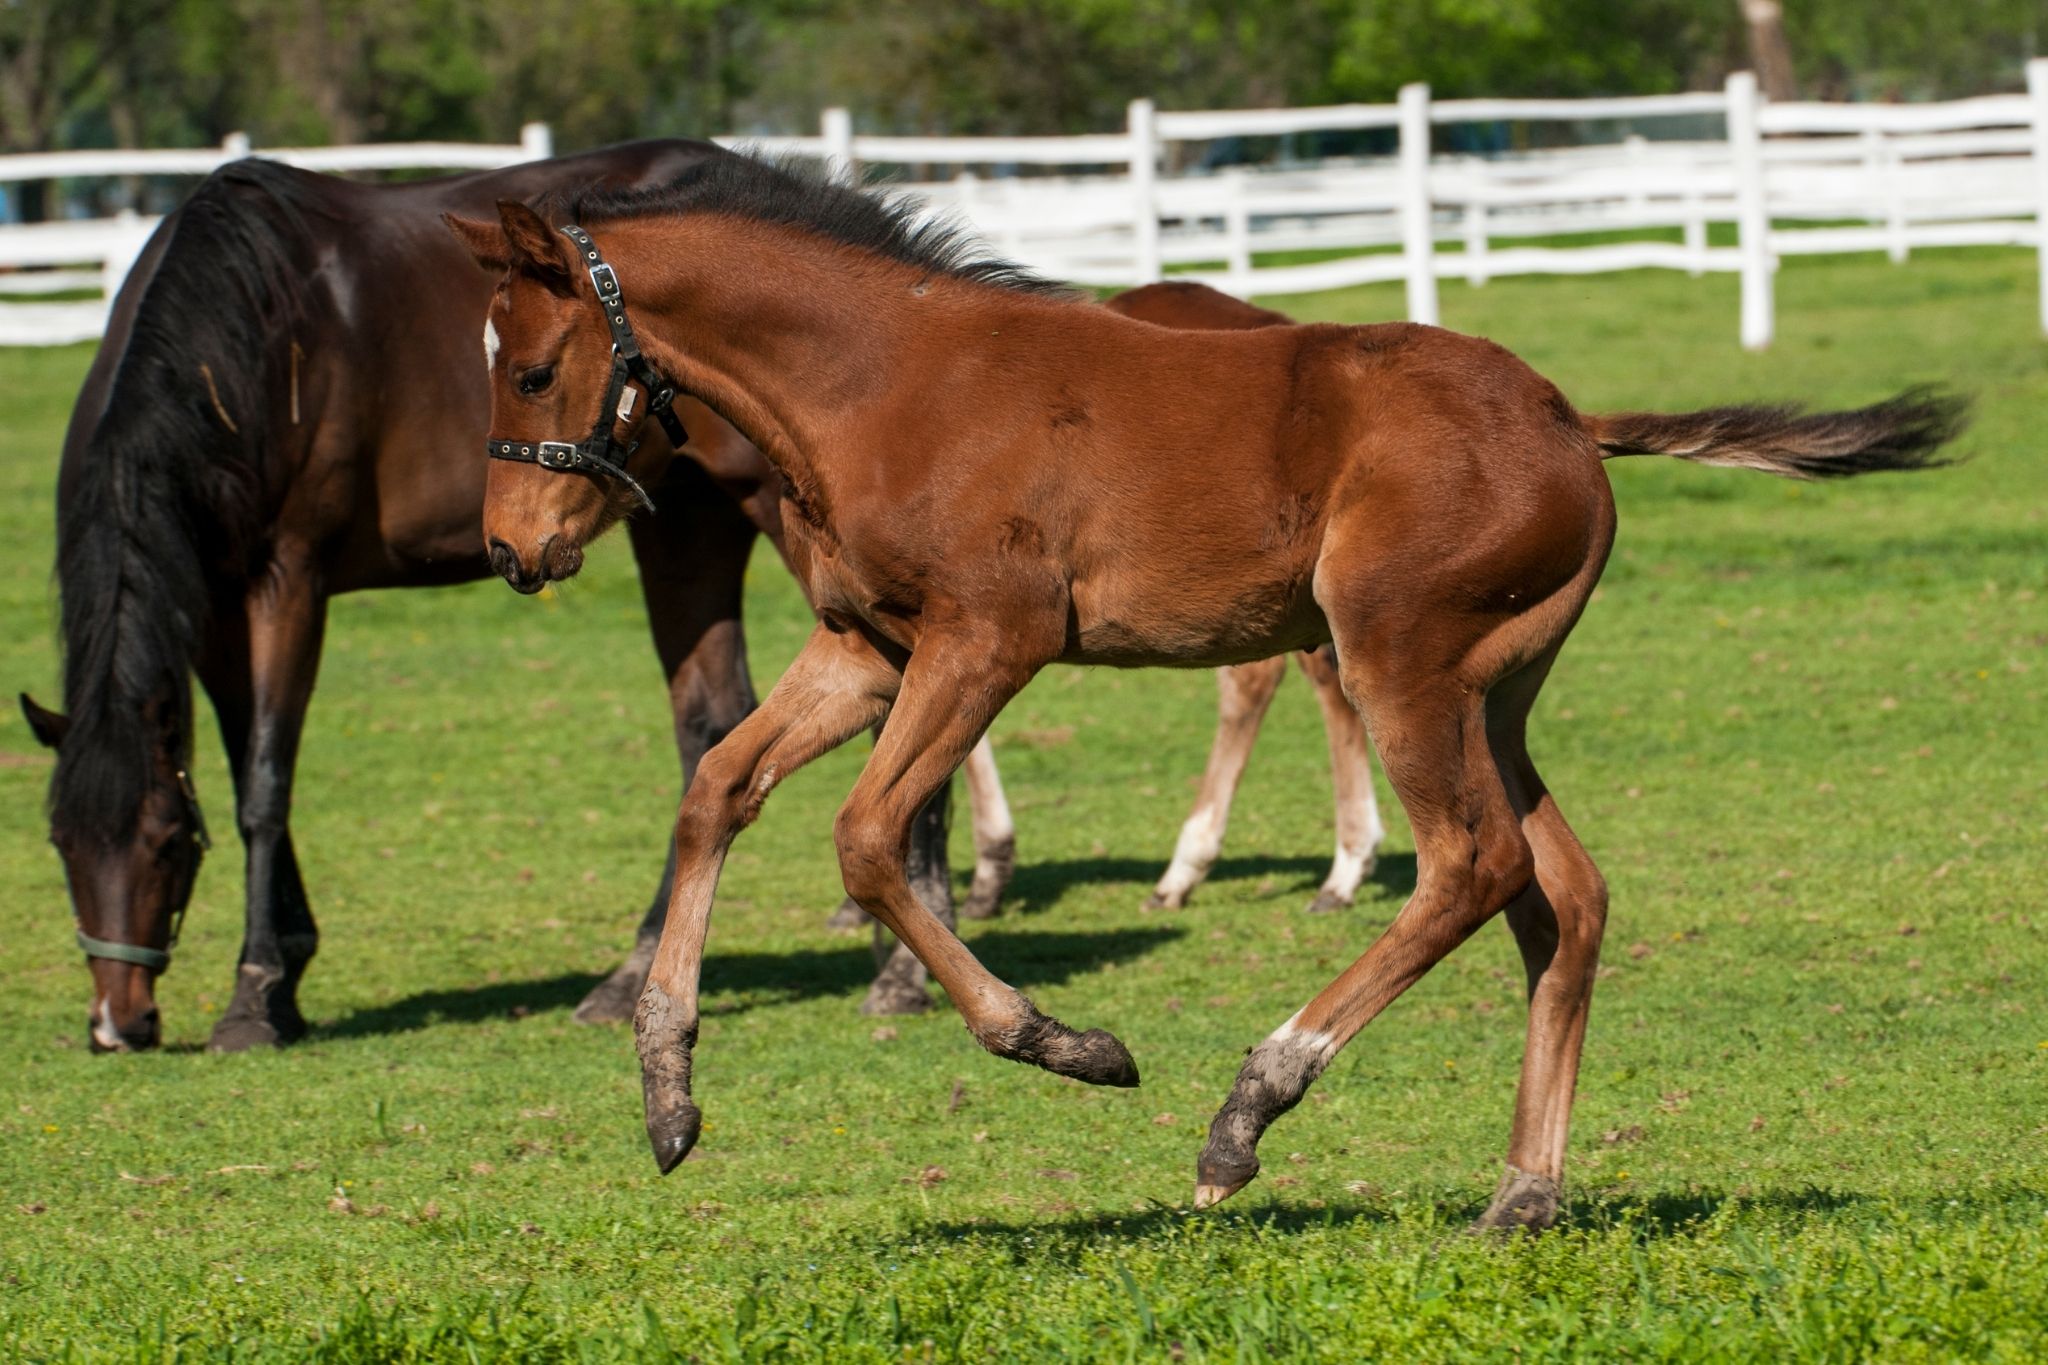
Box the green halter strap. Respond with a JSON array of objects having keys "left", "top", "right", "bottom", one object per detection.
[{"left": 72, "top": 769, "right": 206, "bottom": 975}]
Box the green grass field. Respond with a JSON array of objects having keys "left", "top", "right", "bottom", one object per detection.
[{"left": 2, "top": 250, "right": 2044, "bottom": 1362}]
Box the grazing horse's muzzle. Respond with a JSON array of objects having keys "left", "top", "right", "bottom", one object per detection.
[{"left": 489, "top": 534, "right": 582, "bottom": 594}]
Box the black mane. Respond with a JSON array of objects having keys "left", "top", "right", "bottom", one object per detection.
[
  {"left": 569, "top": 153, "right": 1075, "bottom": 298},
  {"left": 51, "top": 158, "right": 328, "bottom": 842}
]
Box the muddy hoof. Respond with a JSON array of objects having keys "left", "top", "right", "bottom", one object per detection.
[
  {"left": 859, "top": 977, "right": 932, "bottom": 1016},
  {"left": 1069, "top": 1028, "right": 1141, "bottom": 1087},
  {"left": 1305, "top": 888, "right": 1351, "bottom": 915},
  {"left": 574, "top": 958, "right": 649, "bottom": 1025},
  {"left": 825, "top": 897, "right": 870, "bottom": 932},
  {"left": 644, "top": 1092, "right": 702, "bottom": 1175},
  {"left": 1194, "top": 1145, "right": 1259, "bottom": 1209},
  {"left": 1469, "top": 1165, "right": 1561, "bottom": 1236},
  {"left": 208, "top": 1013, "right": 290, "bottom": 1053},
  {"left": 1143, "top": 890, "right": 1185, "bottom": 912}
]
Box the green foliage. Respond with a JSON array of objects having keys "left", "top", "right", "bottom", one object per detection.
[
  {"left": 7, "top": 0, "right": 2047, "bottom": 154},
  {"left": 2, "top": 249, "right": 2046, "bottom": 1359}
]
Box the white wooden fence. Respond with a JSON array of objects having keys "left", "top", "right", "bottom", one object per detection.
[
  {"left": 7, "top": 63, "right": 2048, "bottom": 350},
  {"left": 0, "top": 124, "right": 552, "bottom": 346}
]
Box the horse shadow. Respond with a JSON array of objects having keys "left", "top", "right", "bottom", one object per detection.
[
  {"left": 999, "top": 851, "right": 1418, "bottom": 916},
  {"left": 315, "top": 923, "right": 1184, "bottom": 1042},
  {"left": 905, "top": 1183, "right": 1885, "bottom": 1254}
]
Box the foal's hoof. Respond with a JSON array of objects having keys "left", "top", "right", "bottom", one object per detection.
[
  {"left": 1305, "top": 888, "right": 1352, "bottom": 915},
  {"left": 997, "top": 1007, "right": 1141, "bottom": 1087},
  {"left": 1469, "top": 1165, "right": 1562, "bottom": 1236},
  {"left": 1192, "top": 1147, "right": 1259, "bottom": 1209},
  {"left": 825, "top": 897, "right": 870, "bottom": 932},
  {"left": 960, "top": 886, "right": 1004, "bottom": 921},
  {"left": 644, "top": 1093, "right": 702, "bottom": 1175},
  {"left": 1143, "top": 890, "right": 1185, "bottom": 912}
]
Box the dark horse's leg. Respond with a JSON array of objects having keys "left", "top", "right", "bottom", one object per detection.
[
  {"left": 202, "top": 560, "right": 327, "bottom": 1052},
  {"left": 577, "top": 461, "right": 759, "bottom": 1024}
]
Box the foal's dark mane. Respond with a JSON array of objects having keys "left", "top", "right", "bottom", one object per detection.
[
  {"left": 52, "top": 159, "right": 328, "bottom": 842},
  {"left": 569, "top": 154, "right": 1076, "bottom": 299}
]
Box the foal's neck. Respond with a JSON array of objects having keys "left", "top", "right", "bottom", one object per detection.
[{"left": 600, "top": 215, "right": 1044, "bottom": 478}]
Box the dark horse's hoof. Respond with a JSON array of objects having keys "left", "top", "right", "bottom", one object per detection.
[
  {"left": 209, "top": 966, "right": 307, "bottom": 1052},
  {"left": 575, "top": 953, "right": 651, "bottom": 1025},
  {"left": 860, "top": 976, "right": 933, "bottom": 1016},
  {"left": 825, "top": 897, "right": 870, "bottom": 932}
]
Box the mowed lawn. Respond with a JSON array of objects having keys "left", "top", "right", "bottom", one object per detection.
[{"left": 1, "top": 249, "right": 2044, "bottom": 1362}]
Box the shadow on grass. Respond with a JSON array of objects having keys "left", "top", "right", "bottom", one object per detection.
[
  {"left": 1001, "top": 852, "right": 1417, "bottom": 916},
  {"left": 908, "top": 1184, "right": 1900, "bottom": 1255},
  {"left": 315, "top": 925, "right": 1185, "bottom": 1041}
]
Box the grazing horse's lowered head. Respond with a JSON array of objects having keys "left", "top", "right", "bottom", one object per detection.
[
  {"left": 22, "top": 691, "right": 207, "bottom": 1052},
  {"left": 444, "top": 204, "right": 681, "bottom": 592}
]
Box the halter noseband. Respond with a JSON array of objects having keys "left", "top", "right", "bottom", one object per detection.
[
  {"left": 484, "top": 225, "right": 685, "bottom": 514},
  {"left": 74, "top": 769, "right": 210, "bottom": 974}
]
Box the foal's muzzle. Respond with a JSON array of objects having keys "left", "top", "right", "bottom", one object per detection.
[{"left": 489, "top": 535, "right": 582, "bottom": 594}]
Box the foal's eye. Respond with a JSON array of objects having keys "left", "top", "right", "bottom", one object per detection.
[{"left": 516, "top": 365, "right": 555, "bottom": 397}]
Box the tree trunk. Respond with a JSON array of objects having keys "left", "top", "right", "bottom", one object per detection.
[{"left": 1739, "top": 0, "right": 1798, "bottom": 102}]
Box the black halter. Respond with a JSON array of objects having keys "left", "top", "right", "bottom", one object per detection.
[{"left": 484, "top": 225, "right": 686, "bottom": 513}]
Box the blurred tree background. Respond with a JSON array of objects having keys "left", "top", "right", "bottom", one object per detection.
[{"left": 3, "top": 0, "right": 2042, "bottom": 155}]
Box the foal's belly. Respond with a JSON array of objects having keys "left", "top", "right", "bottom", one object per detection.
[{"left": 1064, "top": 556, "right": 1328, "bottom": 668}]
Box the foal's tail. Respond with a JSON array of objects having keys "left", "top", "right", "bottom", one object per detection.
[{"left": 1585, "top": 385, "right": 1968, "bottom": 480}]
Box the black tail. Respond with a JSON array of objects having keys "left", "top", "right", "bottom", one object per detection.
[{"left": 1587, "top": 385, "right": 1968, "bottom": 480}]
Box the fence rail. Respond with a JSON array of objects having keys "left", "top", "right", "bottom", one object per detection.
[{"left": 7, "top": 66, "right": 2048, "bottom": 350}]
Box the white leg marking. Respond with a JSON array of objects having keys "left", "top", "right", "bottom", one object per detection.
[
  {"left": 1265, "top": 1010, "right": 1339, "bottom": 1066},
  {"left": 1153, "top": 803, "right": 1227, "bottom": 904}
]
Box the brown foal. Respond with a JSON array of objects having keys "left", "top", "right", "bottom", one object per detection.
[{"left": 448, "top": 156, "right": 1960, "bottom": 1229}]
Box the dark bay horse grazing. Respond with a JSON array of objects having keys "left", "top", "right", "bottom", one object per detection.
[
  {"left": 21, "top": 143, "right": 980, "bottom": 1054},
  {"left": 450, "top": 156, "right": 1961, "bottom": 1230},
  {"left": 1106, "top": 285, "right": 1383, "bottom": 916}
]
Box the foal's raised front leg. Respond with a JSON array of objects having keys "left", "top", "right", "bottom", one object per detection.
[
  {"left": 833, "top": 629, "right": 1139, "bottom": 1090},
  {"left": 636, "top": 623, "right": 897, "bottom": 1172},
  {"left": 1297, "top": 645, "right": 1385, "bottom": 914},
  {"left": 1147, "top": 656, "right": 1286, "bottom": 910}
]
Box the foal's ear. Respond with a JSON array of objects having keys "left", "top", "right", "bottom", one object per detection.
[
  {"left": 19, "top": 692, "right": 68, "bottom": 749},
  {"left": 494, "top": 199, "right": 576, "bottom": 291},
  {"left": 442, "top": 212, "right": 511, "bottom": 272}
]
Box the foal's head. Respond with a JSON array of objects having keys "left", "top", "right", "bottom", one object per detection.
[{"left": 444, "top": 202, "right": 671, "bottom": 592}]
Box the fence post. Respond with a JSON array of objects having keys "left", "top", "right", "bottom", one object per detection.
[
  {"left": 1463, "top": 198, "right": 1489, "bottom": 287},
  {"left": 2028, "top": 59, "right": 2048, "bottom": 336},
  {"left": 221, "top": 130, "right": 251, "bottom": 160},
  {"left": 1128, "top": 98, "right": 1161, "bottom": 284},
  {"left": 1222, "top": 170, "right": 1252, "bottom": 294},
  {"left": 1398, "top": 82, "right": 1438, "bottom": 326},
  {"left": 1726, "top": 70, "right": 1772, "bottom": 350},
  {"left": 520, "top": 122, "right": 553, "bottom": 160},
  {"left": 1682, "top": 185, "right": 1706, "bottom": 277},
  {"left": 821, "top": 107, "right": 855, "bottom": 184}
]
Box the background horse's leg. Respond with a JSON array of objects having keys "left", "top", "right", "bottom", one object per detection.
[
  {"left": 958, "top": 736, "right": 1015, "bottom": 920},
  {"left": 205, "top": 562, "right": 327, "bottom": 1052},
  {"left": 578, "top": 468, "right": 759, "bottom": 1025},
  {"left": 1147, "top": 656, "right": 1286, "bottom": 910},
  {"left": 638, "top": 623, "right": 899, "bottom": 1172},
  {"left": 829, "top": 632, "right": 1138, "bottom": 1093},
  {"left": 1474, "top": 651, "right": 1608, "bottom": 1234},
  {"left": 1297, "top": 644, "right": 1385, "bottom": 914},
  {"left": 863, "top": 780, "right": 954, "bottom": 1015}
]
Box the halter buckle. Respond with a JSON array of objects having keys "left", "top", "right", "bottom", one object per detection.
[
  {"left": 590, "top": 262, "right": 620, "bottom": 298},
  {"left": 536, "top": 441, "right": 579, "bottom": 470}
]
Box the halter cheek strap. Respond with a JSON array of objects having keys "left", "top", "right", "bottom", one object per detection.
[
  {"left": 73, "top": 769, "right": 209, "bottom": 975},
  {"left": 484, "top": 225, "right": 687, "bottom": 514}
]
